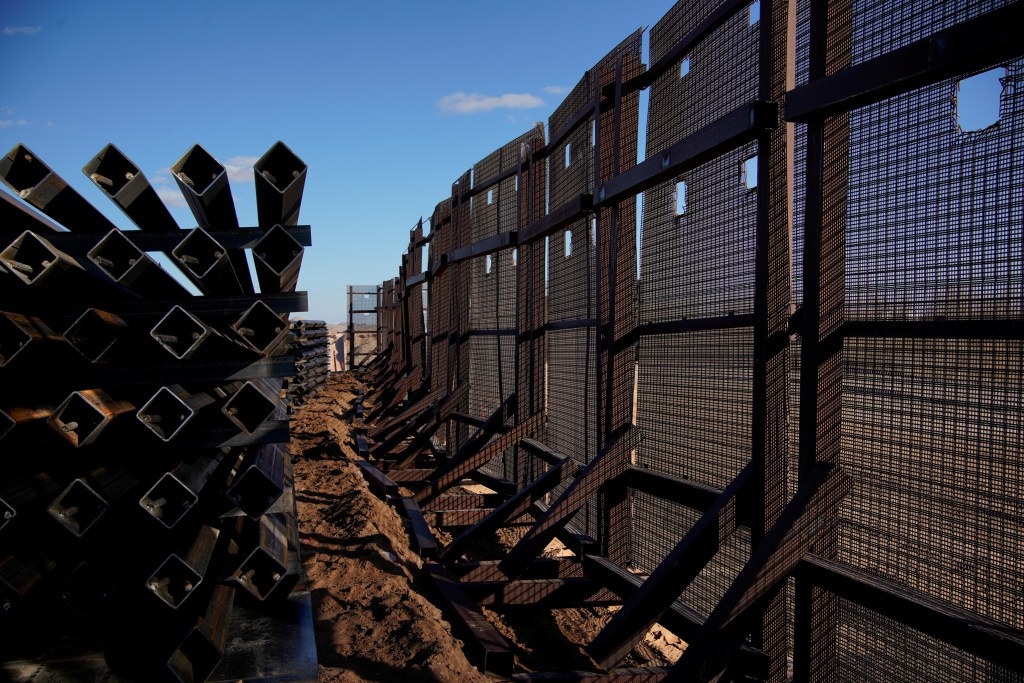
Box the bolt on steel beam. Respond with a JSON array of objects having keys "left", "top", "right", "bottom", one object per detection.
[
  {"left": 171, "top": 227, "right": 243, "bottom": 296},
  {"left": 145, "top": 524, "right": 219, "bottom": 610},
  {"left": 87, "top": 229, "right": 191, "bottom": 298},
  {"left": 221, "top": 380, "right": 281, "bottom": 435},
  {"left": 0, "top": 144, "right": 118, "bottom": 234},
  {"left": 47, "top": 389, "right": 134, "bottom": 448},
  {"left": 139, "top": 452, "right": 227, "bottom": 529},
  {"left": 164, "top": 583, "right": 234, "bottom": 683},
  {"left": 0, "top": 231, "right": 134, "bottom": 301},
  {"left": 136, "top": 384, "right": 217, "bottom": 442},
  {"left": 225, "top": 444, "right": 287, "bottom": 519},
  {"left": 83, "top": 144, "right": 180, "bottom": 234},
  {"left": 225, "top": 514, "right": 289, "bottom": 601},
  {"left": 47, "top": 466, "right": 136, "bottom": 537},
  {"left": 62, "top": 308, "right": 129, "bottom": 363},
  {"left": 150, "top": 305, "right": 250, "bottom": 361},
  {"left": 254, "top": 141, "right": 307, "bottom": 228},
  {"left": 251, "top": 224, "right": 304, "bottom": 294},
  {"left": 231, "top": 299, "right": 289, "bottom": 355},
  {"left": 0, "top": 472, "right": 59, "bottom": 534},
  {"left": 0, "top": 311, "right": 62, "bottom": 367},
  {"left": 171, "top": 144, "right": 253, "bottom": 293}
]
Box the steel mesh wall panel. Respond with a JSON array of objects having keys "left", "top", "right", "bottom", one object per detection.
[
  {"left": 635, "top": 330, "right": 753, "bottom": 488},
  {"left": 846, "top": 72, "right": 1024, "bottom": 321},
  {"left": 797, "top": 0, "right": 1024, "bottom": 679},
  {"left": 429, "top": 199, "right": 454, "bottom": 449},
  {"left": 633, "top": 0, "right": 760, "bottom": 627},
  {"left": 631, "top": 491, "right": 752, "bottom": 616},
  {"left": 544, "top": 31, "right": 642, "bottom": 538},
  {"left": 640, "top": 145, "right": 759, "bottom": 323},
  {"left": 407, "top": 223, "right": 426, "bottom": 379},
  {"left": 450, "top": 171, "right": 473, "bottom": 451},
  {"left": 349, "top": 284, "right": 379, "bottom": 368},
  {"left": 849, "top": 0, "right": 1014, "bottom": 65},
  {"left": 831, "top": 598, "right": 1022, "bottom": 683},
  {"left": 465, "top": 128, "right": 543, "bottom": 477}
]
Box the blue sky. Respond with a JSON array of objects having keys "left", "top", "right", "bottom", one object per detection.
[
  {"left": 0, "top": 0, "right": 669, "bottom": 322},
  {"left": 0, "top": 2, "right": 1005, "bottom": 322}
]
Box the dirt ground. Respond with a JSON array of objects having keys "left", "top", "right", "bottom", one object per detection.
[{"left": 289, "top": 373, "right": 681, "bottom": 682}]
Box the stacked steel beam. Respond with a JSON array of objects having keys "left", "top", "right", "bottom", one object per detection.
[
  {"left": 0, "top": 141, "right": 317, "bottom": 681},
  {"left": 286, "top": 319, "right": 329, "bottom": 408}
]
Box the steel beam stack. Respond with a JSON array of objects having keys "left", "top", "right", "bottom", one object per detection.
[
  {"left": 0, "top": 141, "right": 318, "bottom": 681},
  {"left": 286, "top": 319, "right": 329, "bottom": 408}
]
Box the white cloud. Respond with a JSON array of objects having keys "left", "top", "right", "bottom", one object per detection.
[
  {"left": 438, "top": 92, "right": 544, "bottom": 114},
  {"left": 0, "top": 119, "right": 29, "bottom": 128},
  {"left": 223, "top": 155, "right": 259, "bottom": 183},
  {"left": 155, "top": 185, "right": 188, "bottom": 208},
  {"left": 3, "top": 25, "right": 42, "bottom": 36},
  {"left": 543, "top": 85, "right": 567, "bottom": 95}
]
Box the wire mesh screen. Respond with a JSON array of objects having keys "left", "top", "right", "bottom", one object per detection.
[
  {"left": 407, "top": 224, "right": 427, "bottom": 379},
  {"left": 796, "top": 0, "right": 1024, "bottom": 678},
  {"left": 822, "top": 77, "right": 1024, "bottom": 682},
  {"left": 464, "top": 129, "right": 540, "bottom": 478},
  {"left": 544, "top": 30, "right": 642, "bottom": 537},
  {"left": 633, "top": 0, "right": 759, "bottom": 596},
  {"left": 349, "top": 285, "right": 380, "bottom": 368},
  {"left": 830, "top": 598, "right": 1023, "bottom": 682},
  {"left": 428, "top": 199, "right": 453, "bottom": 450},
  {"left": 631, "top": 492, "right": 752, "bottom": 617}
]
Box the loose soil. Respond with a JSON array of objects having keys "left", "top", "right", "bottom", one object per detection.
[{"left": 289, "top": 373, "right": 680, "bottom": 682}]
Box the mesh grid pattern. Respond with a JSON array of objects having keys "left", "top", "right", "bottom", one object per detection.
[
  {"left": 797, "top": 0, "right": 1024, "bottom": 679},
  {"left": 846, "top": 66, "right": 1024, "bottom": 321},
  {"left": 640, "top": 144, "right": 758, "bottom": 322},
  {"left": 840, "top": 337, "right": 1024, "bottom": 625},
  {"left": 849, "top": 0, "right": 1015, "bottom": 65},
  {"left": 631, "top": 491, "right": 752, "bottom": 617},
  {"left": 635, "top": 330, "right": 753, "bottom": 488},
  {"left": 833, "top": 599, "right": 1022, "bottom": 682},
  {"left": 648, "top": 3, "right": 759, "bottom": 146},
  {"left": 632, "top": 0, "right": 760, "bottom": 626}
]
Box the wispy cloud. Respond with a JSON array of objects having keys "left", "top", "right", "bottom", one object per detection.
[
  {"left": 543, "top": 85, "right": 567, "bottom": 95},
  {"left": 154, "top": 185, "right": 188, "bottom": 208},
  {"left": 3, "top": 25, "right": 42, "bottom": 36},
  {"left": 223, "top": 156, "right": 259, "bottom": 183},
  {"left": 0, "top": 105, "right": 32, "bottom": 128},
  {"left": 438, "top": 92, "right": 544, "bottom": 114}
]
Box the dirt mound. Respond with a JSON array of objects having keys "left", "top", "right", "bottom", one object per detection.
[{"left": 290, "top": 373, "right": 490, "bottom": 683}]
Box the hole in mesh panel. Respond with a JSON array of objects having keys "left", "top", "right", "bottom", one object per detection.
[
  {"left": 565, "top": 143, "right": 571, "bottom": 168},
  {"left": 742, "top": 156, "right": 758, "bottom": 190},
  {"left": 591, "top": 120, "right": 596, "bottom": 147},
  {"left": 565, "top": 230, "right": 572, "bottom": 258},
  {"left": 749, "top": 0, "right": 760, "bottom": 25},
  {"left": 511, "top": 248, "right": 518, "bottom": 268},
  {"left": 487, "top": 189, "right": 493, "bottom": 205},
  {"left": 680, "top": 55, "right": 690, "bottom": 78},
  {"left": 485, "top": 254, "right": 492, "bottom": 274},
  {"left": 956, "top": 68, "right": 1004, "bottom": 132},
  {"left": 675, "top": 181, "right": 687, "bottom": 215},
  {"left": 591, "top": 218, "right": 597, "bottom": 244}
]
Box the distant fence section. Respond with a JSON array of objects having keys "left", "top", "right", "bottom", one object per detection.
[
  {"left": 353, "top": 0, "right": 1024, "bottom": 680},
  {"left": 347, "top": 284, "right": 379, "bottom": 369}
]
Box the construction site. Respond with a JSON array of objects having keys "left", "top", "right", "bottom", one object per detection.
[{"left": 1, "top": 0, "right": 1022, "bottom": 681}]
